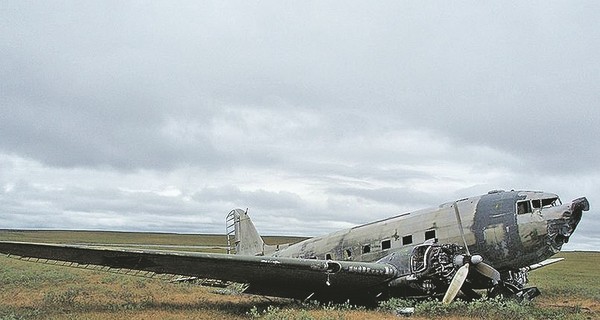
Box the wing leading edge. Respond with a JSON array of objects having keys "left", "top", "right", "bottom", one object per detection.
[{"left": 0, "top": 241, "right": 399, "bottom": 300}]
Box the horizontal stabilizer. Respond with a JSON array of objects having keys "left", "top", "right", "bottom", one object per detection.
[{"left": 523, "top": 257, "right": 564, "bottom": 272}]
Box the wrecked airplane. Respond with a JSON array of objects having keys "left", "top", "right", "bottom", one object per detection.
[{"left": 0, "top": 190, "right": 590, "bottom": 304}]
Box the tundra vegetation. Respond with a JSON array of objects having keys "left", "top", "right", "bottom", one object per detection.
[{"left": 0, "top": 231, "right": 597, "bottom": 319}]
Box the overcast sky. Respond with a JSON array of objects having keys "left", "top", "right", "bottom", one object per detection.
[{"left": 1, "top": 1, "right": 598, "bottom": 251}]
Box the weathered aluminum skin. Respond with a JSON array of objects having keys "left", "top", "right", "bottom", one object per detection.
[{"left": 270, "top": 190, "right": 588, "bottom": 272}]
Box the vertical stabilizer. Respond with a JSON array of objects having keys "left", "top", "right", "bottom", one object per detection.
[{"left": 226, "top": 209, "right": 266, "bottom": 256}]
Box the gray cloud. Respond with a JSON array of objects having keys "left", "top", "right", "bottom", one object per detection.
[
  {"left": 0, "top": 2, "right": 598, "bottom": 250},
  {"left": 3, "top": 2, "right": 598, "bottom": 173},
  {"left": 193, "top": 186, "right": 305, "bottom": 211},
  {"left": 329, "top": 186, "right": 446, "bottom": 208}
]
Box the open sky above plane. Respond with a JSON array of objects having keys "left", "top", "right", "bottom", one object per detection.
[{"left": 1, "top": 2, "right": 599, "bottom": 250}]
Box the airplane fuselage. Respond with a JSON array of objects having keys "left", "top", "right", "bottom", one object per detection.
[{"left": 270, "top": 190, "right": 588, "bottom": 273}]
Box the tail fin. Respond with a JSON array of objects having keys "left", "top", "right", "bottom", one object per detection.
[{"left": 226, "top": 209, "right": 267, "bottom": 256}]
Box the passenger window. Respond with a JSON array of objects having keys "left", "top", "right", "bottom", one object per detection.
[
  {"left": 344, "top": 249, "right": 352, "bottom": 259},
  {"left": 402, "top": 235, "right": 413, "bottom": 245},
  {"left": 382, "top": 239, "right": 391, "bottom": 250},
  {"left": 362, "top": 245, "right": 371, "bottom": 254},
  {"left": 517, "top": 200, "right": 532, "bottom": 214},
  {"left": 325, "top": 253, "right": 332, "bottom": 260},
  {"left": 532, "top": 199, "right": 541, "bottom": 209},
  {"left": 425, "top": 229, "right": 436, "bottom": 240}
]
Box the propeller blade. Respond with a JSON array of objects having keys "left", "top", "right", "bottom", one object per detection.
[
  {"left": 442, "top": 263, "right": 469, "bottom": 304},
  {"left": 473, "top": 262, "right": 501, "bottom": 283},
  {"left": 453, "top": 202, "right": 470, "bottom": 255}
]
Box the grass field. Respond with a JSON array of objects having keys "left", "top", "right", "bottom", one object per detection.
[
  {"left": 0, "top": 231, "right": 598, "bottom": 319},
  {"left": 0, "top": 230, "right": 306, "bottom": 253}
]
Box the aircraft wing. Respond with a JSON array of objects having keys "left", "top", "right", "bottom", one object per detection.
[{"left": 0, "top": 241, "right": 398, "bottom": 299}]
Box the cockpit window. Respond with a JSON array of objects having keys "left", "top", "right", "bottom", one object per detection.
[
  {"left": 542, "top": 197, "right": 561, "bottom": 208},
  {"left": 517, "top": 200, "right": 532, "bottom": 214},
  {"left": 527, "top": 197, "right": 561, "bottom": 212}
]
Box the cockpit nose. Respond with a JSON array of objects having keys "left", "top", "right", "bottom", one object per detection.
[
  {"left": 563, "top": 197, "right": 589, "bottom": 226},
  {"left": 548, "top": 197, "right": 589, "bottom": 251},
  {"left": 571, "top": 197, "right": 590, "bottom": 213}
]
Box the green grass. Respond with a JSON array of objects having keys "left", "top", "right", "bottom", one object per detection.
[
  {"left": 0, "top": 230, "right": 306, "bottom": 247},
  {"left": 529, "top": 251, "right": 600, "bottom": 301},
  {"left": 0, "top": 230, "right": 307, "bottom": 254},
  {"left": 378, "top": 297, "right": 589, "bottom": 320}
]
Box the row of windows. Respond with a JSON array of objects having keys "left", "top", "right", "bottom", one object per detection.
[
  {"left": 322, "top": 229, "right": 436, "bottom": 260},
  {"left": 517, "top": 197, "right": 561, "bottom": 215}
]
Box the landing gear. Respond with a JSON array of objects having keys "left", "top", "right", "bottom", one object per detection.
[
  {"left": 518, "top": 287, "right": 541, "bottom": 301},
  {"left": 460, "top": 283, "right": 483, "bottom": 301},
  {"left": 488, "top": 283, "right": 540, "bottom": 301},
  {"left": 488, "top": 282, "right": 517, "bottom": 299},
  {"left": 487, "top": 268, "right": 541, "bottom": 301}
]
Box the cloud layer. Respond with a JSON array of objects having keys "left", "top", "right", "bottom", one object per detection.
[{"left": 1, "top": 1, "right": 599, "bottom": 250}]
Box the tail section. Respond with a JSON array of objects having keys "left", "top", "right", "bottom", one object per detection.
[{"left": 226, "top": 209, "right": 267, "bottom": 256}]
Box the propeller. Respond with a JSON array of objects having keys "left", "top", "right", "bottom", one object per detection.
[
  {"left": 453, "top": 202, "right": 470, "bottom": 255},
  {"left": 442, "top": 202, "right": 501, "bottom": 304},
  {"left": 474, "top": 261, "right": 501, "bottom": 283},
  {"left": 442, "top": 263, "right": 469, "bottom": 304}
]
